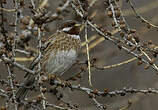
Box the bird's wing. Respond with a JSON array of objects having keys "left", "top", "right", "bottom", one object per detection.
[
  {"left": 41, "top": 31, "right": 63, "bottom": 71},
  {"left": 41, "top": 32, "right": 79, "bottom": 75}
]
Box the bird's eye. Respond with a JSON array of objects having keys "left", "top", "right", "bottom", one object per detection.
[
  {"left": 71, "top": 22, "right": 76, "bottom": 25},
  {"left": 68, "top": 21, "right": 75, "bottom": 26},
  {"left": 67, "top": 24, "right": 72, "bottom": 27},
  {"left": 60, "top": 20, "right": 77, "bottom": 29}
]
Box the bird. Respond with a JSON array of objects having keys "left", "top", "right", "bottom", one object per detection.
[{"left": 15, "top": 20, "right": 81, "bottom": 101}]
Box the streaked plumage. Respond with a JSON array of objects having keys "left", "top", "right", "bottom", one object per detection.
[
  {"left": 15, "top": 20, "right": 81, "bottom": 101},
  {"left": 41, "top": 31, "right": 81, "bottom": 75}
]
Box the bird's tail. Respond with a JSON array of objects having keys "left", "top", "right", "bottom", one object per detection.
[
  {"left": 15, "top": 74, "right": 35, "bottom": 102},
  {"left": 16, "top": 87, "right": 28, "bottom": 102},
  {"left": 15, "top": 56, "right": 39, "bottom": 102}
]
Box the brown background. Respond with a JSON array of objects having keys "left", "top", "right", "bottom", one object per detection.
[{"left": 0, "top": 0, "right": 158, "bottom": 110}]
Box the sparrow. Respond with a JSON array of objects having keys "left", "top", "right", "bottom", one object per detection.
[{"left": 15, "top": 20, "right": 81, "bottom": 101}]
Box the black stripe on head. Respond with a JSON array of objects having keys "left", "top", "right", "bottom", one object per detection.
[
  {"left": 60, "top": 20, "right": 81, "bottom": 35},
  {"left": 60, "top": 20, "right": 77, "bottom": 29}
]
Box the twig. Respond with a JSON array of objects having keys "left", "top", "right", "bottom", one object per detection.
[
  {"left": 52, "top": 80, "right": 158, "bottom": 97},
  {"left": 37, "top": 27, "right": 46, "bottom": 109},
  {"left": 7, "top": 64, "right": 18, "bottom": 110},
  {"left": 84, "top": 21, "right": 92, "bottom": 86},
  {"left": 60, "top": 99, "right": 80, "bottom": 110},
  {"left": 15, "top": 49, "right": 31, "bottom": 56},
  {"left": 1, "top": 55, "right": 35, "bottom": 74},
  {"left": 46, "top": 103, "right": 68, "bottom": 110},
  {"left": 30, "top": 0, "right": 36, "bottom": 9},
  {"left": 94, "top": 57, "right": 137, "bottom": 70},
  {"left": 109, "top": 0, "right": 121, "bottom": 30},
  {"left": 0, "top": 7, "right": 16, "bottom": 12},
  {"left": 127, "top": 0, "right": 158, "bottom": 30},
  {"left": 12, "top": 0, "right": 19, "bottom": 57},
  {"left": 92, "top": 97, "right": 106, "bottom": 110},
  {"left": 108, "top": 0, "right": 158, "bottom": 71},
  {"left": 119, "top": 99, "right": 132, "bottom": 110},
  {"left": 89, "top": 0, "right": 98, "bottom": 8},
  {"left": 71, "top": 0, "right": 158, "bottom": 74}
]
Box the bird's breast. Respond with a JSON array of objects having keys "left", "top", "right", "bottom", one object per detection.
[
  {"left": 41, "top": 32, "right": 81, "bottom": 75},
  {"left": 43, "top": 49, "right": 78, "bottom": 75}
]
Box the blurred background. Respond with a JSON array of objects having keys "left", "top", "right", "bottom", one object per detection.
[{"left": 0, "top": 0, "right": 158, "bottom": 110}]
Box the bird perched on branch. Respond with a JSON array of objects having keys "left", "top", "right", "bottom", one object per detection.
[{"left": 16, "top": 20, "right": 81, "bottom": 101}]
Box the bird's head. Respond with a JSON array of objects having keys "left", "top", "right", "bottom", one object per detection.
[{"left": 60, "top": 20, "right": 81, "bottom": 35}]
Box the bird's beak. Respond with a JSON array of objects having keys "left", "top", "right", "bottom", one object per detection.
[{"left": 74, "top": 23, "right": 82, "bottom": 27}]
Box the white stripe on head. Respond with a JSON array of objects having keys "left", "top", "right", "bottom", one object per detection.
[{"left": 62, "top": 27, "right": 72, "bottom": 32}]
